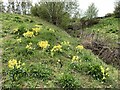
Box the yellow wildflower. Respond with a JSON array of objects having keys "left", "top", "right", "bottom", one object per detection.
[
  {"left": 72, "top": 56, "right": 79, "bottom": 62},
  {"left": 16, "top": 38, "right": 22, "bottom": 43},
  {"left": 102, "top": 76, "right": 106, "bottom": 80},
  {"left": 8, "top": 59, "right": 17, "bottom": 69},
  {"left": 76, "top": 45, "right": 84, "bottom": 50},
  {"left": 13, "top": 28, "right": 18, "bottom": 33},
  {"left": 51, "top": 44, "right": 62, "bottom": 52},
  {"left": 106, "top": 67, "right": 109, "bottom": 71},
  {"left": 49, "top": 28, "right": 55, "bottom": 32},
  {"left": 61, "top": 41, "right": 70, "bottom": 46},
  {"left": 38, "top": 41, "right": 50, "bottom": 49},
  {"left": 23, "top": 31, "right": 34, "bottom": 38},
  {"left": 22, "top": 63, "right": 25, "bottom": 66},
  {"left": 32, "top": 27, "right": 41, "bottom": 34},
  {"left": 26, "top": 42, "right": 33, "bottom": 50},
  {"left": 100, "top": 66, "right": 105, "bottom": 74},
  {"left": 35, "top": 25, "right": 42, "bottom": 28},
  {"left": 8, "top": 59, "right": 25, "bottom": 69},
  {"left": 16, "top": 64, "right": 20, "bottom": 69}
]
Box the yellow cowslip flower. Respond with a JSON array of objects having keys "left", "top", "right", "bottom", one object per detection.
[
  {"left": 76, "top": 45, "right": 84, "bottom": 50},
  {"left": 23, "top": 31, "right": 34, "bottom": 38},
  {"left": 8, "top": 59, "right": 18, "bottom": 69},
  {"left": 16, "top": 38, "right": 22, "bottom": 43},
  {"left": 32, "top": 27, "right": 41, "bottom": 33},
  {"left": 61, "top": 41, "right": 70, "bottom": 46},
  {"left": 49, "top": 28, "right": 55, "bottom": 32},
  {"left": 106, "top": 67, "right": 109, "bottom": 71},
  {"left": 35, "top": 25, "right": 42, "bottom": 28},
  {"left": 26, "top": 43, "right": 33, "bottom": 50},
  {"left": 13, "top": 28, "right": 18, "bottom": 33},
  {"left": 16, "top": 64, "right": 20, "bottom": 69},
  {"left": 102, "top": 76, "right": 106, "bottom": 80},
  {"left": 22, "top": 63, "right": 25, "bottom": 66},
  {"left": 38, "top": 41, "right": 50, "bottom": 49},
  {"left": 8, "top": 59, "right": 25, "bottom": 69},
  {"left": 100, "top": 66, "right": 105, "bottom": 75},
  {"left": 72, "top": 56, "right": 79, "bottom": 62},
  {"left": 51, "top": 44, "right": 62, "bottom": 52}
]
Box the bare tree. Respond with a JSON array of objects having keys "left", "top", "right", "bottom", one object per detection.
[
  {"left": 0, "top": 0, "right": 5, "bottom": 13},
  {"left": 15, "top": 0, "right": 21, "bottom": 14}
]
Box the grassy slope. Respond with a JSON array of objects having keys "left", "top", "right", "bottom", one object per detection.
[
  {"left": 69, "top": 17, "right": 119, "bottom": 48},
  {"left": 85, "top": 17, "right": 119, "bottom": 48},
  {"left": 1, "top": 13, "right": 119, "bottom": 88}
]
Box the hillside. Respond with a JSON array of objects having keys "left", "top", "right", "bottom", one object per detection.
[
  {"left": 1, "top": 13, "right": 119, "bottom": 88},
  {"left": 68, "top": 16, "right": 119, "bottom": 68}
]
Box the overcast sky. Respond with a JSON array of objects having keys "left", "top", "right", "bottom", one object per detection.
[
  {"left": 32, "top": 0, "right": 117, "bottom": 17},
  {"left": 78, "top": 0, "right": 116, "bottom": 17},
  {"left": 3, "top": 0, "right": 118, "bottom": 17}
]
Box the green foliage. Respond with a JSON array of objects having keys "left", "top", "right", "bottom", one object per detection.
[
  {"left": 29, "top": 63, "right": 52, "bottom": 80},
  {"left": 88, "top": 65, "right": 109, "bottom": 81},
  {"left": 114, "top": 1, "right": 120, "bottom": 18},
  {"left": 8, "top": 67, "right": 27, "bottom": 81},
  {"left": 7, "top": 60, "right": 27, "bottom": 81},
  {"left": 105, "top": 13, "right": 114, "bottom": 17},
  {"left": 13, "top": 16, "right": 23, "bottom": 23},
  {"left": 57, "top": 73, "right": 80, "bottom": 89},
  {"left": 69, "top": 62, "right": 90, "bottom": 74},
  {"left": 1, "top": 13, "right": 119, "bottom": 88},
  {"left": 85, "top": 3, "right": 98, "bottom": 19},
  {"left": 0, "top": 1, "right": 5, "bottom": 13},
  {"left": 17, "top": 25, "right": 27, "bottom": 36},
  {"left": 31, "top": 2, "right": 78, "bottom": 29}
]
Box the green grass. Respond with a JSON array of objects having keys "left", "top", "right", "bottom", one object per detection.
[
  {"left": 1, "top": 13, "right": 119, "bottom": 88},
  {"left": 69, "top": 17, "right": 119, "bottom": 48}
]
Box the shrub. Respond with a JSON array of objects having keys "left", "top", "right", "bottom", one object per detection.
[
  {"left": 88, "top": 64, "right": 109, "bottom": 81},
  {"left": 25, "top": 42, "right": 35, "bottom": 54},
  {"left": 57, "top": 73, "right": 80, "bottom": 89},
  {"left": 29, "top": 63, "right": 52, "bottom": 80},
  {"left": 105, "top": 13, "right": 114, "bottom": 18},
  {"left": 13, "top": 16, "right": 23, "bottom": 23},
  {"left": 12, "top": 25, "right": 26, "bottom": 36},
  {"left": 114, "top": 1, "right": 120, "bottom": 18},
  {"left": 69, "top": 62, "right": 90, "bottom": 74},
  {"left": 51, "top": 44, "right": 62, "bottom": 56},
  {"left": 7, "top": 59, "right": 27, "bottom": 81}
]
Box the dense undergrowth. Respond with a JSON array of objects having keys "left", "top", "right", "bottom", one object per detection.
[{"left": 0, "top": 13, "right": 119, "bottom": 88}]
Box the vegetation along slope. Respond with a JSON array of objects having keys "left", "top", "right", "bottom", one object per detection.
[{"left": 1, "top": 13, "right": 119, "bottom": 88}]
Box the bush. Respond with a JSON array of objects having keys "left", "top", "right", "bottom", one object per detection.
[
  {"left": 105, "top": 13, "right": 114, "bottom": 18},
  {"left": 57, "top": 73, "right": 80, "bottom": 89},
  {"left": 7, "top": 60, "right": 27, "bottom": 81},
  {"left": 13, "top": 16, "right": 23, "bottom": 23},
  {"left": 18, "top": 25, "right": 27, "bottom": 36},
  {"left": 80, "top": 18, "right": 99, "bottom": 28},
  {"left": 8, "top": 67, "right": 27, "bottom": 81},
  {"left": 88, "top": 64, "right": 109, "bottom": 81},
  {"left": 29, "top": 63, "right": 52, "bottom": 80},
  {"left": 114, "top": 1, "right": 120, "bottom": 18},
  {"left": 69, "top": 62, "right": 90, "bottom": 74},
  {"left": 12, "top": 25, "right": 27, "bottom": 36}
]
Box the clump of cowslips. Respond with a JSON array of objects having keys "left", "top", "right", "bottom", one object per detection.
[
  {"left": 8, "top": 59, "right": 26, "bottom": 81},
  {"left": 51, "top": 44, "right": 62, "bottom": 56}
]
